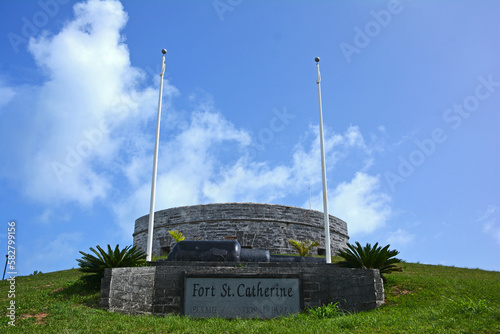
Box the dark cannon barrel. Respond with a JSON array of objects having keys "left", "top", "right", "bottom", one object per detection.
[
  {"left": 167, "top": 240, "right": 241, "bottom": 262},
  {"left": 240, "top": 248, "right": 271, "bottom": 263}
]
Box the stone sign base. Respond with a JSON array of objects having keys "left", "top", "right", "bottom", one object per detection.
[{"left": 101, "top": 262, "right": 384, "bottom": 317}]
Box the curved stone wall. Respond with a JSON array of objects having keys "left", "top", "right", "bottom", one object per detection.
[{"left": 133, "top": 203, "right": 349, "bottom": 257}]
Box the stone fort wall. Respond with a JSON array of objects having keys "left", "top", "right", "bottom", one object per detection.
[{"left": 133, "top": 203, "right": 349, "bottom": 257}]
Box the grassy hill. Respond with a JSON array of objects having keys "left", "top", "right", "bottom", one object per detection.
[{"left": 1, "top": 262, "right": 499, "bottom": 333}]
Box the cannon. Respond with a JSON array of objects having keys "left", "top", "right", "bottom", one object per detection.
[
  {"left": 165, "top": 240, "right": 326, "bottom": 263},
  {"left": 166, "top": 240, "right": 241, "bottom": 262},
  {"left": 240, "top": 248, "right": 271, "bottom": 263}
]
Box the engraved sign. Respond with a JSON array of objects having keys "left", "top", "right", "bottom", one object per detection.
[{"left": 183, "top": 275, "right": 301, "bottom": 318}]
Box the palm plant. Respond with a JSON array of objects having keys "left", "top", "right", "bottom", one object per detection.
[
  {"left": 77, "top": 244, "right": 146, "bottom": 280},
  {"left": 337, "top": 242, "right": 402, "bottom": 279},
  {"left": 289, "top": 239, "right": 320, "bottom": 257},
  {"left": 168, "top": 230, "right": 185, "bottom": 243}
]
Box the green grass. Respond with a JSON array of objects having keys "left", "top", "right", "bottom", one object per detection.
[{"left": 1, "top": 262, "right": 499, "bottom": 333}]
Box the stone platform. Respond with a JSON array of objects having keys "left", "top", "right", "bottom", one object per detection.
[{"left": 101, "top": 261, "right": 384, "bottom": 317}]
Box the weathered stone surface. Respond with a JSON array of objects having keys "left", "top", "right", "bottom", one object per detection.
[
  {"left": 102, "top": 262, "right": 384, "bottom": 317},
  {"left": 133, "top": 203, "right": 349, "bottom": 257},
  {"left": 101, "top": 266, "right": 156, "bottom": 315}
]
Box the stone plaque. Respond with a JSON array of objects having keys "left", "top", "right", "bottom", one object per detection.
[{"left": 183, "top": 275, "right": 302, "bottom": 318}]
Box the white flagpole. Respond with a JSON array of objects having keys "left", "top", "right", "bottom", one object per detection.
[
  {"left": 146, "top": 49, "right": 167, "bottom": 262},
  {"left": 315, "top": 57, "right": 332, "bottom": 264}
]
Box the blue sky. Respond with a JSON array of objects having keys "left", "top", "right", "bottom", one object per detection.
[{"left": 0, "top": 0, "right": 499, "bottom": 276}]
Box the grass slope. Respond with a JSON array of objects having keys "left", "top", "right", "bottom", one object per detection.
[{"left": 1, "top": 262, "right": 499, "bottom": 333}]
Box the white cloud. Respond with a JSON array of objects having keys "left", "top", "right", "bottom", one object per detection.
[
  {"left": 39, "top": 208, "right": 53, "bottom": 224},
  {"left": 112, "top": 107, "right": 392, "bottom": 236},
  {"left": 477, "top": 205, "right": 500, "bottom": 244},
  {"left": 477, "top": 205, "right": 496, "bottom": 223},
  {"left": 38, "top": 208, "right": 71, "bottom": 225},
  {"left": 321, "top": 172, "right": 392, "bottom": 235},
  {"left": 112, "top": 105, "right": 254, "bottom": 235},
  {"left": 0, "top": 81, "right": 15, "bottom": 109},
  {"left": 387, "top": 228, "right": 414, "bottom": 247},
  {"left": 4, "top": 0, "right": 178, "bottom": 206},
  {"left": 203, "top": 160, "right": 292, "bottom": 203}
]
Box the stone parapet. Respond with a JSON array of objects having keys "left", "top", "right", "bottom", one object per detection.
[{"left": 133, "top": 203, "right": 349, "bottom": 257}]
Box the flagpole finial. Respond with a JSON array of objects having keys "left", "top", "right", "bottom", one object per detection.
[
  {"left": 162, "top": 49, "right": 167, "bottom": 54},
  {"left": 315, "top": 57, "right": 320, "bottom": 62}
]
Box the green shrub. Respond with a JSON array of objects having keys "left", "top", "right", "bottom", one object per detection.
[
  {"left": 337, "top": 241, "right": 402, "bottom": 279},
  {"left": 289, "top": 239, "right": 320, "bottom": 257},
  {"left": 305, "top": 302, "right": 344, "bottom": 318},
  {"left": 168, "top": 230, "right": 185, "bottom": 243},
  {"left": 77, "top": 244, "right": 146, "bottom": 281}
]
